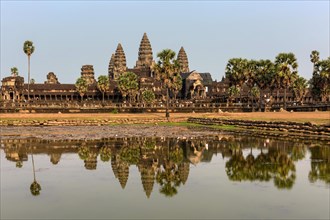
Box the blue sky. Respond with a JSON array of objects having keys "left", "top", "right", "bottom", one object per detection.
[{"left": 1, "top": 0, "right": 329, "bottom": 83}]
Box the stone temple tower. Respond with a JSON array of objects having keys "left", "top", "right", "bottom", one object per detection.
[
  {"left": 81, "top": 65, "right": 96, "bottom": 85},
  {"left": 177, "top": 47, "right": 189, "bottom": 73},
  {"left": 109, "top": 43, "right": 127, "bottom": 80},
  {"left": 108, "top": 54, "right": 115, "bottom": 80},
  {"left": 135, "top": 33, "right": 153, "bottom": 69}
]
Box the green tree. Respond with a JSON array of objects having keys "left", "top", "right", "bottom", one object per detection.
[
  {"left": 23, "top": 40, "right": 35, "bottom": 101},
  {"left": 255, "top": 60, "right": 275, "bottom": 111},
  {"left": 274, "top": 53, "right": 298, "bottom": 110},
  {"left": 30, "top": 78, "right": 35, "bottom": 84},
  {"left": 318, "top": 58, "right": 330, "bottom": 101},
  {"left": 227, "top": 86, "right": 240, "bottom": 105},
  {"left": 118, "top": 72, "right": 139, "bottom": 103},
  {"left": 11, "top": 67, "right": 19, "bottom": 76},
  {"left": 30, "top": 153, "right": 41, "bottom": 196},
  {"left": 75, "top": 77, "right": 88, "bottom": 101},
  {"left": 97, "top": 75, "right": 110, "bottom": 102},
  {"left": 171, "top": 73, "right": 182, "bottom": 100},
  {"left": 225, "top": 58, "right": 248, "bottom": 103},
  {"left": 250, "top": 86, "right": 260, "bottom": 112},
  {"left": 293, "top": 76, "right": 308, "bottom": 104},
  {"left": 142, "top": 89, "right": 155, "bottom": 104},
  {"left": 310, "top": 50, "right": 320, "bottom": 74},
  {"left": 154, "top": 49, "right": 181, "bottom": 120},
  {"left": 245, "top": 60, "right": 257, "bottom": 110},
  {"left": 310, "top": 57, "right": 330, "bottom": 102}
]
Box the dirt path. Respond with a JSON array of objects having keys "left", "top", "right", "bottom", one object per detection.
[{"left": 1, "top": 111, "right": 329, "bottom": 125}]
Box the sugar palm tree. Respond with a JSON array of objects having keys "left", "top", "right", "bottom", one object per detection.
[
  {"left": 30, "top": 152, "right": 41, "bottom": 196},
  {"left": 154, "top": 49, "right": 181, "bottom": 120},
  {"left": 118, "top": 72, "right": 139, "bottom": 103},
  {"left": 310, "top": 50, "right": 320, "bottom": 74},
  {"left": 293, "top": 76, "right": 308, "bottom": 104},
  {"left": 245, "top": 60, "right": 257, "bottom": 110},
  {"left": 227, "top": 85, "right": 240, "bottom": 106},
  {"left": 171, "top": 73, "right": 182, "bottom": 100},
  {"left": 75, "top": 77, "right": 88, "bottom": 101},
  {"left": 274, "top": 53, "right": 298, "bottom": 110},
  {"left": 97, "top": 75, "right": 110, "bottom": 102},
  {"left": 225, "top": 58, "right": 249, "bottom": 103},
  {"left": 142, "top": 89, "right": 155, "bottom": 104},
  {"left": 250, "top": 86, "right": 260, "bottom": 112},
  {"left": 23, "top": 40, "right": 35, "bottom": 101},
  {"left": 254, "top": 60, "right": 275, "bottom": 111},
  {"left": 11, "top": 67, "right": 19, "bottom": 76}
]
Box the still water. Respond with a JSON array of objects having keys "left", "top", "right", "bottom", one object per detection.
[{"left": 1, "top": 133, "right": 329, "bottom": 219}]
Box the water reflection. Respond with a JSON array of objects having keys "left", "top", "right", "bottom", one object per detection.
[{"left": 1, "top": 136, "right": 329, "bottom": 197}]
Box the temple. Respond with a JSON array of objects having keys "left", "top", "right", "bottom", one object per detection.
[{"left": 1, "top": 33, "right": 326, "bottom": 112}]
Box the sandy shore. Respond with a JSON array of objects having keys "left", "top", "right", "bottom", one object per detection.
[
  {"left": 1, "top": 112, "right": 329, "bottom": 125},
  {"left": 0, "top": 125, "right": 223, "bottom": 140}
]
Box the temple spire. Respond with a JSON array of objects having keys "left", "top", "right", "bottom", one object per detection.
[
  {"left": 135, "top": 33, "right": 153, "bottom": 69},
  {"left": 108, "top": 54, "right": 115, "bottom": 80},
  {"left": 177, "top": 47, "right": 189, "bottom": 73},
  {"left": 112, "top": 43, "right": 127, "bottom": 80}
]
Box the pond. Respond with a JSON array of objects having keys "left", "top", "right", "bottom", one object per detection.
[{"left": 1, "top": 131, "right": 329, "bottom": 219}]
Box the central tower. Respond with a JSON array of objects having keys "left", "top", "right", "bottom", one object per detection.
[{"left": 135, "top": 33, "right": 153, "bottom": 69}]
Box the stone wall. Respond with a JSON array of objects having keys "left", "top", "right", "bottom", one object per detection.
[{"left": 187, "top": 117, "right": 330, "bottom": 138}]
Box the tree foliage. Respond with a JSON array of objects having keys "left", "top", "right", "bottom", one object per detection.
[
  {"left": 118, "top": 72, "right": 139, "bottom": 102},
  {"left": 309, "top": 52, "right": 330, "bottom": 102},
  {"left": 142, "top": 89, "right": 155, "bottom": 104},
  {"left": 154, "top": 49, "right": 182, "bottom": 98},
  {"left": 293, "top": 76, "right": 308, "bottom": 103},
  {"left": 97, "top": 75, "right": 110, "bottom": 102},
  {"left": 11, "top": 67, "right": 19, "bottom": 76},
  {"left": 75, "top": 77, "right": 88, "bottom": 101},
  {"left": 23, "top": 40, "right": 35, "bottom": 56}
]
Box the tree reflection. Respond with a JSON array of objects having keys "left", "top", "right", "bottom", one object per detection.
[
  {"left": 30, "top": 152, "right": 41, "bottom": 196},
  {"left": 225, "top": 145, "right": 296, "bottom": 189},
  {"left": 309, "top": 146, "right": 330, "bottom": 184},
  {"left": 1, "top": 136, "right": 328, "bottom": 197}
]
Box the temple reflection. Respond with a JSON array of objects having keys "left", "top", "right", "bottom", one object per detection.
[{"left": 1, "top": 136, "right": 329, "bottom": 197}]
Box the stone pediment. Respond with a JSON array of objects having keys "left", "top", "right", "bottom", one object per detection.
[{"left": 187, "top": 71, "right": 203, "bottom": 81}]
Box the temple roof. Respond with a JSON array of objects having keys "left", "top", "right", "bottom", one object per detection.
[{"left": 199, "top": 73, "right": 213, "bottom": 85}]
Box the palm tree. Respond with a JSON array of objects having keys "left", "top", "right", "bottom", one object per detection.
[
  {"left": 274, "top": 53, "right": 298, "bottom": 110},
  {"left": 142, "top": 89, "right": 155, "bottom": 104},
  {"left": 245, "top": 60, "right": 257, "bottom": 110},
  {"left": 154, "top": 49, "right": 181, "bottom": 120},
  {"left": 30, "top": 153, "right": 41, "bottom": 196},
  {"left": 11, "top": 67, "right": 19, "bottom": 76},
  {"left": 227, "top": 85, "right": 240, "bottom": 106},
  {"left": 171, "top": 73, "right": 182, "bottom": 100},
  {"left": 118, "top": 72, "right": 139, "bottom": 103},
  {"left": 250, "top": 86, "right": 260, "bottom": 112},
  {"left": 225, "top": 58, "right": 248, "bottom": 103},
  {"left": 75, "top": 77, "right": 88, "bottom": 101},
  {"left": 318, "top": 58, "right": 330, "bottom": 101},
  {"left": 310, "top": 50, "right": 320, "bottom": 74},
  {"left": 23, "top": 40, "right": 35, "bottom": 101},
  {"left": 293, "top": 76, "right": 308, "bottom": 104},
  {"left": 97, "top": 75, "right": 110, "bottom": 102},
  {"left": 254, "top": 60, "right": 275, "bottom": 111}
]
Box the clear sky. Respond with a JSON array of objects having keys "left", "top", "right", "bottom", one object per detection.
[{"left": 1, "top": 0, "right": 329, "bottom": 83}]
